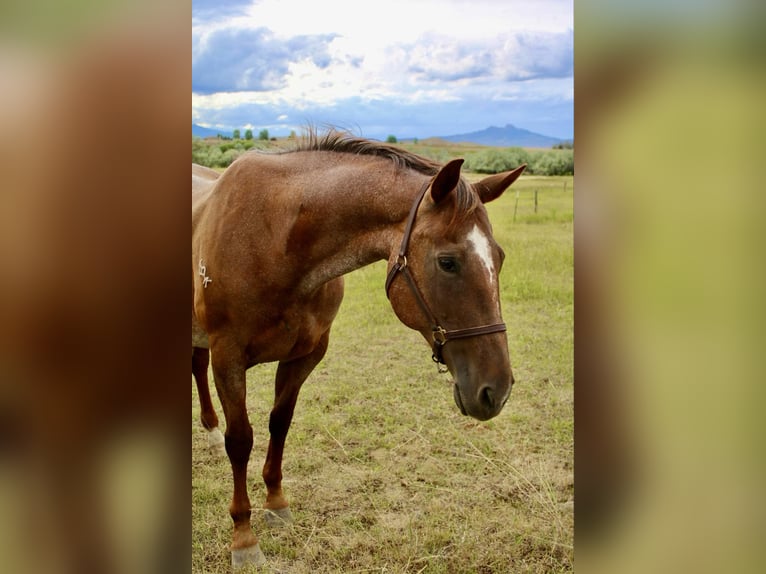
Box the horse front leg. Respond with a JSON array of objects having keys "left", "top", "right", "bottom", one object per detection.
[
  {"left": 262, "top": 330, "right": 331, "bottom": 527},
  {"left": 210, "top": 340, "right": 265, "bottom": 569},
  {"left": 192, "top": 346, "right": 225, "bottom": 454}
]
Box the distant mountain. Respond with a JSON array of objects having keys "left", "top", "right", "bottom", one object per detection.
[
  {"left": 438, "top": 124, "right": 564, "bottom": 147},
  {"left": 192, "top": 123, "right": 230, "bottom": 138}
]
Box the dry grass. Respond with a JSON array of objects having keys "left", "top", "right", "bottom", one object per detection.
[{"left": 192, "top": 175, "right": 573, "bottom": 572}]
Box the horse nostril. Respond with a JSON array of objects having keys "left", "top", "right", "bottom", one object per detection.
[{"left": 480, "top": 386, "right": 495, "bottom": 411}]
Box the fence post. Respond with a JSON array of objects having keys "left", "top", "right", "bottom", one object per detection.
[
  {"left": 513, "top": 189, "right": 520, "bottom": 223},
  {"left": 534, "top": 189, "right": 538, "bottom": 214}
]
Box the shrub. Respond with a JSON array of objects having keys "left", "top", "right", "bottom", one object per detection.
[
  {"left": 465, "top": 148, "right": 530, "bottom": 174},
  {"left": 465, "top": 147, "right": 573, "bottom": 176},
  {"left": 192, "top": 138, "right": 209, "bottom": 165},
  {"left": 205, "top": 146, "right": 224, "bottom": 167},
  {"left": 221, "top": 148, "right": 242, "bottom": 167},
  {"left": 530, "top": 150, "right": 574, "bottom": 176}
]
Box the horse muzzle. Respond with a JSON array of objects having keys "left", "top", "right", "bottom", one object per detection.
[{"left": 453, "top": 374, "right": 513, "bottom": 421}]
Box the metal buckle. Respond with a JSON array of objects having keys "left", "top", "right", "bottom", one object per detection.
[
  {"left": 431, "top": 327, "right": 449, "bottom": 373},
  {"left": 396, "top": 254, "right": 408, "bottom": 269},
  {"left": 431, "top": 349, "right": 449, "bottom": 373},
  {"left": 432, "top": 326, "right": 447, "bottom": 345}
]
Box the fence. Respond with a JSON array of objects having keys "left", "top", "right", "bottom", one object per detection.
[{"left": 512, "top": 180, "right": 570, "bottom": 223}]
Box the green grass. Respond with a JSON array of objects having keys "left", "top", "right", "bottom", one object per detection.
[{"left": 192, "top": 175, "right": 573, "bottom": 573}]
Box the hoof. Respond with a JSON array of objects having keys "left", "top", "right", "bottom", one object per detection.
[
  {"left": 207, "top": 427, "right": 226, "bottom": 455},
  {"left": 264, "top": 506, "right": 294, "bottom": 528},
  {"left": 231, "top": 543, "right": 266, "bottom": 570}
]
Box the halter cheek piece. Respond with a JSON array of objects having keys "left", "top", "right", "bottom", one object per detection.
[{"left": 385, "top": 180, "right": 507, "bottom": 370}]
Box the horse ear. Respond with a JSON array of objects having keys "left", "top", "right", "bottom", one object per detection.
[
  {"left": 474, "top": 164, "right": 527, "bottom": 204},
  {"left": 430, "top": 158, "right": 464, "bottom": 204}
]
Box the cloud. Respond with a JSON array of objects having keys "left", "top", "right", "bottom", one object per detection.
[
  {"left": 405, "top": 29, "right": 573, "bottom": 84},
  {"left": 500, "top": 29, "right": 574, "bottom": 81},
  {"left": 407, "top": 38, "right": 494, "bottom": 82},
  {"left": 192, "top": 0, "right": 252, "bottom": 21},
  {"left": 191, "top": 1, "right": 574, "bottom": 138},
  {"left": 192, "top": 26, "right": 337, "bottom": 94}
]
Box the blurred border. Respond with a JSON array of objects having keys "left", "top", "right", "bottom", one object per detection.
[
  {"left": 3, "top": 0, "right": 765, "bottom": 572},
  {"left": 575, "top": 1, "right": 765, "bottom": 572},
  {"left": 0, "top": 2, "right": 189, "bottom": 573}
]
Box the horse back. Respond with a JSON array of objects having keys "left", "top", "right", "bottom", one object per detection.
[{"left": 193, "top": 162, "right": 220, "bottom": 209}]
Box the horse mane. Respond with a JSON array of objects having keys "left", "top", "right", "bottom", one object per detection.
[{"left": 293, "top": 128, "right": 479, "bottom": 218}]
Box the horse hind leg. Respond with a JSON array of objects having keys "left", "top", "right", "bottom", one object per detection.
[
  {"left": 262, "top": 330, "right": 332, "bottom": 528},
  {"left": 192, "top": 346, "right": 225, "bottom": 455}
]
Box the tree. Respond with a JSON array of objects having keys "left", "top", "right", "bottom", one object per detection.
[
  {"left": 386, "top": 135, "right": 397, "bottom": 144},
  {"left": 244, "top": 129, "right": 253, "bottom": 140},
  {"left": 232, "top": 129, "right": 240, "bottom": 139},
  {"left": 259, "top": 129, "right": 269, "bottom": 141}
]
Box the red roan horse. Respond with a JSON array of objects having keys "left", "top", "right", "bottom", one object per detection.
[{"left": 192, "top": 130, "right": 525, "bottom": 568}]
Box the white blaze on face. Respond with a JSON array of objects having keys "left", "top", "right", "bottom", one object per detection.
[{"left": 467, "top": 225, "right": 496, "bottom": 289}]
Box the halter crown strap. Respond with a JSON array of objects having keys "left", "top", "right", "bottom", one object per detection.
[
  {"left": 385, "top": 179, "right": 506, "bottom": 367},
  {"left": 385, "top": 180, "right": 431, "bottom": 296}
]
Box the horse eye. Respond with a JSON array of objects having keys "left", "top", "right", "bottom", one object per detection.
[{"left": 438, "top": 257, "right": 458, "bottom": 273}]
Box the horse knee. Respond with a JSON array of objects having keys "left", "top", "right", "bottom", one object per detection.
[{"left": 224, "top": 428, "right": 253, "bottom": 464}]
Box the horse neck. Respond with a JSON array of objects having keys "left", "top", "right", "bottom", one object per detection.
[{"left": 294, "top": 164, "right": 427, "bottom": 294}]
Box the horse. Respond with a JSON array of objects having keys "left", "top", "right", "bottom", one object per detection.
[{"left": 191, "top": 130, "right": 526, "bottom": 568}]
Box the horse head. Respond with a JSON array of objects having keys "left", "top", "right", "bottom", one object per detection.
[{"left": 386, "top": 159, "right": 526, "bottom": 421}]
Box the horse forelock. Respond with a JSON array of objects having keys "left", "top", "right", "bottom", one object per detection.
[{"left": 292, "top": 128, "right": 480, "bottom": 225}]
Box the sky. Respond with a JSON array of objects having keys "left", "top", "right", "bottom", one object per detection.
[{"left": 192, "top": 0, "right": 573, "bottom": 140}]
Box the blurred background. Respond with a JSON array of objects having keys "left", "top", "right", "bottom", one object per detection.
[{"left": 0, "top": 0, "right": 764, "bottom": 572}]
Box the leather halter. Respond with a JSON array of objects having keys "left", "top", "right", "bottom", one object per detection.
[{"left": 385, "top": 180, "right": 507, "bottom": 368}]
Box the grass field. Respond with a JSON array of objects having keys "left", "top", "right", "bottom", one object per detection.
[{"left": 192, "top": 174, "right": 573, "bottom": 573}]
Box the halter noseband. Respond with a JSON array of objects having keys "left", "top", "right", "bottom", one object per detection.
[{"left": 385, "top": 180, "right": 507, "bottom": 369}]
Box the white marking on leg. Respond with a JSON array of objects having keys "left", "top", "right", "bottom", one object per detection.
[
  {"left": 207, "top": 427, "right": 225, "bottom": 454},
  {"left": 467, "top": 225, "right": 495, "bottom": 287}
]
